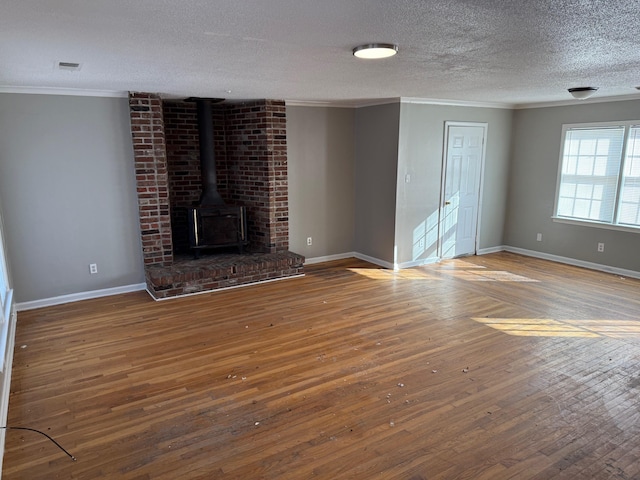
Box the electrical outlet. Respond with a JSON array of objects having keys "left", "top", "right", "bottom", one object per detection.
[
  {"left": 536, "top": 233, "right": 542, "bottom": 241},
  {"left": 307, "top": 237, "right": 312, "bottom": 246},
  {"left": 418, "top": 238, "right": 425, "bottom": 249},
  {"left": 89, "top": 263, "right": 98, "bottom": 274},
  {"left": 597, "top": 242, "right": 605, "bottom": 252}
]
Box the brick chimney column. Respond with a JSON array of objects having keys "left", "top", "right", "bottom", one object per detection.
[{"left": 128, "top": 92, "right": 173, "bottom": 266}]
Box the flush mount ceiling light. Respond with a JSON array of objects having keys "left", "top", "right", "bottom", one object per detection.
[
  {"left": 352, "top": 43, "right": 398, "bottom": 59},
  {"left": 568, "top": 87, "right": 598, "bottom": 99}
]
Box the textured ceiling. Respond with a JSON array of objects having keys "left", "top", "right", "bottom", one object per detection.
[{"left": 1, "top": 0, "right": 639, "bottom": 107}]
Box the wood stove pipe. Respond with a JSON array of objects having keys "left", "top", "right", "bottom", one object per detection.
[{"left": 189, "top": 97, "right": 225, "bottom": 206}]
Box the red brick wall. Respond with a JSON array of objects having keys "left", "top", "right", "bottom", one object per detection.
[
  {"left": 130, "top": 94, "right": 289, "bottom": 260},
  {"left": 225, "top": 100, "right": 289, "bottom": 253},
  {"left": 267, "top": 100, "right": 289, "bottom": 252},
  {"left": 128, "top": 92, "right": 173, "bottom": 266},
  {"left": 163, "top": 100, "right": 228, "bottom": 253}
]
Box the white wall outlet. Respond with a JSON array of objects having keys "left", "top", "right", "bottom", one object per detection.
[
  {"left": 89, "top": 263, "right": 98, "bottom": 274},
  {"left": 536, "top": 233, "right": 542, "bottom": 241},
  {"left": 597, "top": 242, "right": 605, "bottom": 252},
  {"left": 306, "top": 237, "right": 312, "bottom": 246}
]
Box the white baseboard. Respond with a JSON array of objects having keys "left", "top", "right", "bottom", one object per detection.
[
  {"left": 352, "top": 252, "right": 395, "bottom": 270},
  {"left": 15, "top": 246, "right": 639, "bottom": 310},
  {"left": 16, "top": 283, "right": 147, "bottom": 311},
  {"left": 503, "top": 246, "right": 640, "bottom": 280},
  {"left": 304, "top": 252, "right": 358, "bottom": 265},
  {"left": 305, "top": 252, "right": 395, "bottom": 270},
  {"left": 477, "top": 245, "right": 507, "bottom": 255}
]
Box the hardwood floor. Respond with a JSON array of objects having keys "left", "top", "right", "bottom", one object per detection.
[{"left": 3, "top": 252, "right": 640, "bottom": 479}]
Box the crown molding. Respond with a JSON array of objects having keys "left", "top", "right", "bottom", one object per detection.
[
  {"left": 289, "top": 93, "right": 640, "bottom": 110},
  {"left": 0, "top": 85, "right": 128, "bottom": 98},
  {"left": 400, "top": 96, "right": 515, "bottom": 109},
  {"left": 514, "top": 93, "right": 640, "bottom": 109},
  {"left": 4, "top": 87, "right": 640, "bottom": 110},
  {"left": 286, "top": 98, "right": 400, "bottom": 108},
  {"left": 287, "top": 96, "right": 516, "bottom": 109}
]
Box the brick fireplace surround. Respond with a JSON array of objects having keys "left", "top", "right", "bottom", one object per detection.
[{"left": 128, "top": 92, "right": 304, "bottom": 299}]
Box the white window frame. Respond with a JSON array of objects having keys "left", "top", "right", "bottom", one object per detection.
[
  {"left": 0, "top": 209, "right": 12, "bottom": 372},
  {"left": 0, "top": 222, "right": 9, "bottom": 320},
  {"left": 553, "top": 120, "right": 640, "bottom": 233}
]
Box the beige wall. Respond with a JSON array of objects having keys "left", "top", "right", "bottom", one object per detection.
[
  {"left": 3, "top": 93, "right": 638, "bottom": 306},
  {"left": 354, "top": 103, "right": 401, "bottom": 265},
  {"left": 395, "top": 102, "right": 513, "bottom": 266},
  {"left": 287, "top": 106, "right": 356, "bottom": 259},
  {"left": 505, "top": 99, "right": 640, "bottom": 272},
  {"left": 288, "top": 101, "right": 513, "bottom": 268},
  {"left": 0, "top": 93, "right": 144, "bottom": 303}
]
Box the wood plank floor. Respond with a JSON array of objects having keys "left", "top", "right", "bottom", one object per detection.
[{"left": 3, "top": 252, "right": 640, "bottom": 479}]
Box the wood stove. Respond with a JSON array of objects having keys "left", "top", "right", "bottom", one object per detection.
[
  {"left": 186, "top": 97, "right": 248, "bottom": 257},
  {"left": 188, "top": 205, "right": 247, "bottom": 257}
]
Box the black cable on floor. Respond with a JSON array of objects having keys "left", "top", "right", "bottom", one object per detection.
[{"left": 1, "top": 426, "right": 76, "bottom": 461}]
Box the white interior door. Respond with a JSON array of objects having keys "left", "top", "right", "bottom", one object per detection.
[{"left": 440, "top": 123, "right": 486, "bottom": 259}]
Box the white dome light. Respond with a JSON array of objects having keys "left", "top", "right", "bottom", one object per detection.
[
  {"left": 353, "top": 43, "right": 398, "bottom": 59},
  {"left": 568, "top": 87, "right": 598, "bottom": 99}
]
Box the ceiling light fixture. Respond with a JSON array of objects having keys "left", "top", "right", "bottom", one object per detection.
[
  {"left": 568, "top": 87, "right": 598, "bottom": 99},
  {"left": 352, "top": 43, "right": 398, "bottom": 59}
]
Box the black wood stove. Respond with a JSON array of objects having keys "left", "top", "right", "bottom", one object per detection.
[{"left": 187, "top": 97, "right": 248, "bottom": 257}]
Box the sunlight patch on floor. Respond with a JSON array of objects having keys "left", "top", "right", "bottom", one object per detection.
[
  {"left": 562, "top": 319, "right": 640, "bottom": 339},
  {"left": 445, "top": 270, "right": 540, "bottom": 282},
  {"left": 436, "top": 260, "right": 539, "bottom": 282},
  {"left": 350, "top": 268, "right": 538, "bottom": 282},
  {"left": 350, "top": 261, "right": 537, "bottom": 282},
  {"left": 348, "top": 268, "right": 441, "bottom": 281},
  {"left": 472, "top": 317, "right": 640, "bottom": 339},
  {"left": 437, "top": 259, "right": 488, "bottom": 269}
]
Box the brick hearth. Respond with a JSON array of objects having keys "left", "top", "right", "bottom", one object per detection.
[
  {"left": 145, "top": 251, "right": 304, "bottom": 299},
  {"left": 128, "top": 92, "right": 304, "bottom": 299}
]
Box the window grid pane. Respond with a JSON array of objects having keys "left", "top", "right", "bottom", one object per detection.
[
  {"left": 618, "top": 126, "right": 640, "bottom": 226},
  {"left": 557, "top": 127, "right": 624, "bottom": 223}
]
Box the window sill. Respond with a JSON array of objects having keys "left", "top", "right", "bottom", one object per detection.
[{"left": 552, "top": 217, "right": 640, "bottom": 234}]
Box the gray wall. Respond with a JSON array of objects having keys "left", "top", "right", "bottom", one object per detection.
[
  {"left": 354, "top": 103, "right": 401, "bottom": 265},
  {"left": 395, "top": 102, "right": 513, "bottom": 266},
  {"left": 505, "top": 100, "right": 640, "bottom": 272},
  {"left": 0, "top": 93, "right": 144, "bottom": 303},
  {"left": 287, "top": 106, "right": 355, "bottom": 258},
  {"left": 3, "top": 92, "right": 637, "bottom": 305}
]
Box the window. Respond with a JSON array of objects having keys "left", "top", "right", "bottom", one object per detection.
[
  {"left": 0, "top": 222, "right": 8, "bottom": 317},
  {"left": 0, "top": 212, "right": 12, "bottom": 372},
  {"left": 555, "top": 122, "right": 640, "bottom": 230}
]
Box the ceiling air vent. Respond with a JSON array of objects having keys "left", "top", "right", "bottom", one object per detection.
[{"left": 58, "top": 61, "right": 82, "bottom": 71}]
